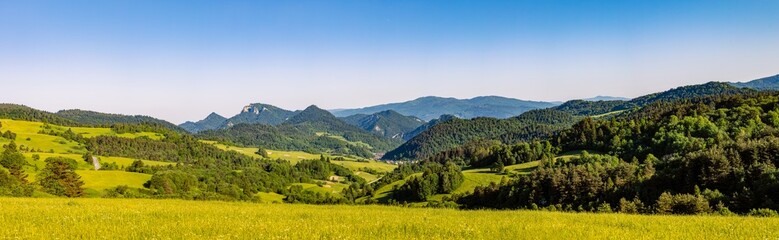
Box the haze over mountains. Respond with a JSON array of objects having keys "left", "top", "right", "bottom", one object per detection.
[{"left": 330, "top": 96, "right": 558, "bottom": 121}]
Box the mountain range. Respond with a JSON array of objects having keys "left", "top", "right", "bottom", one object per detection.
[{"left": 329, "top": 96, "right": 558, "bottom": 121}]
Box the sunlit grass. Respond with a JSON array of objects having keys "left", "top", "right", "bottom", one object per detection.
[{"left": 1, "top": 197, "right": 777, "bottom": 239}]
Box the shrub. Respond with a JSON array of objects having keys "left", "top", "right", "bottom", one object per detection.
[
  {"left": 747, "top": 208, "right": 779, "bottom": 217},
  {"left": 655, "top": 192, "right": 711, "bottom": 215}
]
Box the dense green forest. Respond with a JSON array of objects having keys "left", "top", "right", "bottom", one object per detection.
[
  {"left": 55, "top": 109, "right": 185, "bottom": 132},
  {"left": 383, "top": 109, "right": 577, "bottom": 160},
  {"left": 340, "top": 110, "right": 425, "bottom": 140},
  {"left": 457, "top": 92, "right": 779, "bottom": 214},
  {"left": 198, "top": 106, "right": 399, "bottom": 158}
]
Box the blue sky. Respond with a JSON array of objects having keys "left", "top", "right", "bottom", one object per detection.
[{"left": 1, "top": 0, "right": 778, "bottom": 123}]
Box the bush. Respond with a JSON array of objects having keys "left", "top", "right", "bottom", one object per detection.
[
  {"left": 747, "top": 208, "right": 779, "bottom": 217},
  {"left": 656, "top": 192, "right": 711, "bottom": 215}
]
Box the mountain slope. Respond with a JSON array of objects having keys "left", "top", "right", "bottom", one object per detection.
[
  {"left": 402, "top": 114, "right": 457, "bottom": 141},
  {"left": 55, "top": 109, "right": 184, "bottom": 132},
  {"left": 331, "top": 96, "right": 557, "bottom": 121},
  {"left": 729, "top": 74, "right": 779, "bottom": 90},
  {"left": 221, "top": 103, "right": 297, "bottom": 127},
  {"left": 198, "top": 105, "right": 400, "bottom": 158},
  {"left": 0, "top": 104, "right": 77, "bottom": 126},
  {"left": 341, "top": 110, "right": 425, "bottom": 140},
  {"left": 618, "top": 82, "right": 753, "bottom": 109},
  {"left": 383, "top": 109, "right": 578, "bottom": 160},
  {"left": 384, "top": 81, "right": 755, "bottom": 161},
  {"left": 554, "top": 100, "right": 625, "bottom": 116},
  {"left": 584, "top": 96, "right": 630, "bottom": 101},
  {"left": 180, "top": 112, "right": 227, "bottom": 133}
]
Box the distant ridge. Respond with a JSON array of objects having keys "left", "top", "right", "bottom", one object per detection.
[
  {"left": 729, "top": 74, "right": 779, "bottom": 90},
  {"left": 583, "top": 96, "right": 630, "bottom": 101},
  {"left": 330, "top": 96, "right": 557, "bottom": 121},
  {"left": 341, "top": 110, "right": 425, "bottom": 140},
  {"left": 180, "top": 112, "right": 227, "bottom": 133}
]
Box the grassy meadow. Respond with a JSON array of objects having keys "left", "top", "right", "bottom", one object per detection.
[{"left": 1, "top": 197, "right": 777, "bottom": 239}]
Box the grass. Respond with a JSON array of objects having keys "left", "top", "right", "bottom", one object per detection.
[
  {"left": 201, "top": 140, "right": 397, "bottom": 173},
  {"left": 76, "top": 170, "right": 152, "bottom": 191},
  {"left": 292, "top": 182, "right": 348, "bottom": 195},
  {"left": 331, "top": 159, "right": 397, "bottom": 173},
  {"left": 0, "top": 119, "right": 162, "bottom": 155},
  {"left": 257, "top": 192, "right": 285, "bottom": 203},
  {"left": 1, "top": 197, "right": 778, "bottom": 239},
  {"left": 97, "top": 156, "right": 174, "bottom": 167},
  {"left": 592, "top": 110, "right": 627, "bottom": 119},
  {"left": 316, "top": 132, "right": 373, "bottom": 149},
  {"left": 355, "top": 171, "right": 379, "bottom": 183}
]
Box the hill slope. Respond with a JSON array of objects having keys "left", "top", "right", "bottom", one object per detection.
[
  {"left": 56, "top": 109, "right": 184, "bottom": 132},
  {"left": 729, "top": 74, "right": 779, "bottom": 90},
  {"left": 0, "top": 104, "right": 77, "bottom": 126},
  {"left": 383, "top": 109, "right": 578, "bottom": 160},
  {"left": 198, "top": 105, "right": 399, "bottom": 158},
  {"left": 341, "top": 110, "right": 425, "bottom": 140},
  {"left": 220, "top": 103, "right": 297, "bottom": 127},
  {"left": 331, "top": 96, "right": 557, "bottom": 121},
  {"left": 179, "top": 112, "right": 227, "bottom": 133}
]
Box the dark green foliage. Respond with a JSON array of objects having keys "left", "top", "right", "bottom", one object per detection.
[
  {"left": 747, "top": 208, "right": 779, "bottom": 217},
  {"left": 55, "top": 109, "right": 185, "bottom": 133},
  {"left": 393, "top": 162, "right": 464, "bottom": 202},
  {"left": 554, "top": 100, "right": 624, "bottom": 116},
  {"left": 422, "top": 139, "right": 557, "bottom": 169},
  {"left": 1, "top": 130, "right": 16, "bottom": 140},
  {"left": 655, "top": 192, "right": 711, "bottom": 214},
  {"left": 199, "top": 106, "right": 397, "bottom": 158},
  {"left": 384, "top": 109, "right": 577, "bottom": 160},
  {"left": 402, "top": 115, "right": 457, "bottom": 141},
  {"left": 616, "top": 82, "right": 753, "bottom": 110},
  {"left": 284, "top": 185, "right": 348, "bottom": 204},
  {"left": 0, "top": 142, "right": 33, "bottom": 197},
  {"left": 0, "top": 104, "right": 77, "bottom": 126},
  {"left": 85, "top": 134, "right": 258, "bottom": 169},
  {"left": 255, "top": 147, "right": 269, "bottom": 158},
  {"left": 38, "top": 127, "right": 85, "bottom": 144},
  {"left": 147, "top": 170, "right": 199, "bottom": 195},
  {"left": 38, "top": 157, "right": 84, "bottom": 197},
  {"left": 730, "top": 74, "right": 779, "bottom": 91},
  {"left": 341, "top": 110, "right": 425, "bottom": 140},
  {"left": 458, "top": 92, "right": 779, "bottom": 214}
]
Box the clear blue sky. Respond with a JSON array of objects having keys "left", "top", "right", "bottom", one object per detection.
[{"left": 1, "top": 0, "right": 778, "bottom": 123}]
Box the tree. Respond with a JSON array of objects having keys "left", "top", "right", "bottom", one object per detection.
[
  {"left": 491, "top": 162, "right": 505, "bottom": 173},
  {"left": 82, "top": 152, "right": 93, "bottom": 164},
  {"left": 1, "top": 142, "right": 28, "bottom": 182},
  {"left": 39, "top": 157, "right": 84, "bottom": 197},
  {"left": 255, "top": 147, "right": 269, "bottom": 158}
]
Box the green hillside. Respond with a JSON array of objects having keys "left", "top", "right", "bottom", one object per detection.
[
  {"left": 198, "top": 105, "right": 399, "bottom": 158},
  {"left": 341, "top": 110, "right": 426, "bottom": 140}
]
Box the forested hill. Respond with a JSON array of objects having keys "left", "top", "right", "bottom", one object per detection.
[
  {"left": 220, "top": 103, "right": 297, "bottom": 128},
  {"left": 729, "top": 74, "right": 779, "bottom": 90},
  {"left": 382, "top": 109, "right": 578, "bottom": 160},
  {"left": 56, "top": 109, "right": 185, "bottom": 132},
  {"left": 458, "top": 91, "right": 779, "bottom": 214},
  {"left": 341, "top": 110, "right": 425, "bottom": 140},
  {"left": 617, "top": 82, "right": 754, "bottom": 110},
  {"left": 382, "top": 81, "right": 761, "bottom": 161},
  {"left": 197, "top": 105, "right": 399, "bottom": 158},
  {"left": 180, "top": 112, "right": 227, "bottom": 133},
  {"left": 0, "top": 105, "right": 184, "bottom": 133},
  {"left": 331, "top": 96, "right": 557, "bottom": 121},
  {"left": 553, "top": 100, "right": 625, "bottom": 116},
  {"left": 0, "top": 104, "right": 77, "bottom": 126}
]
